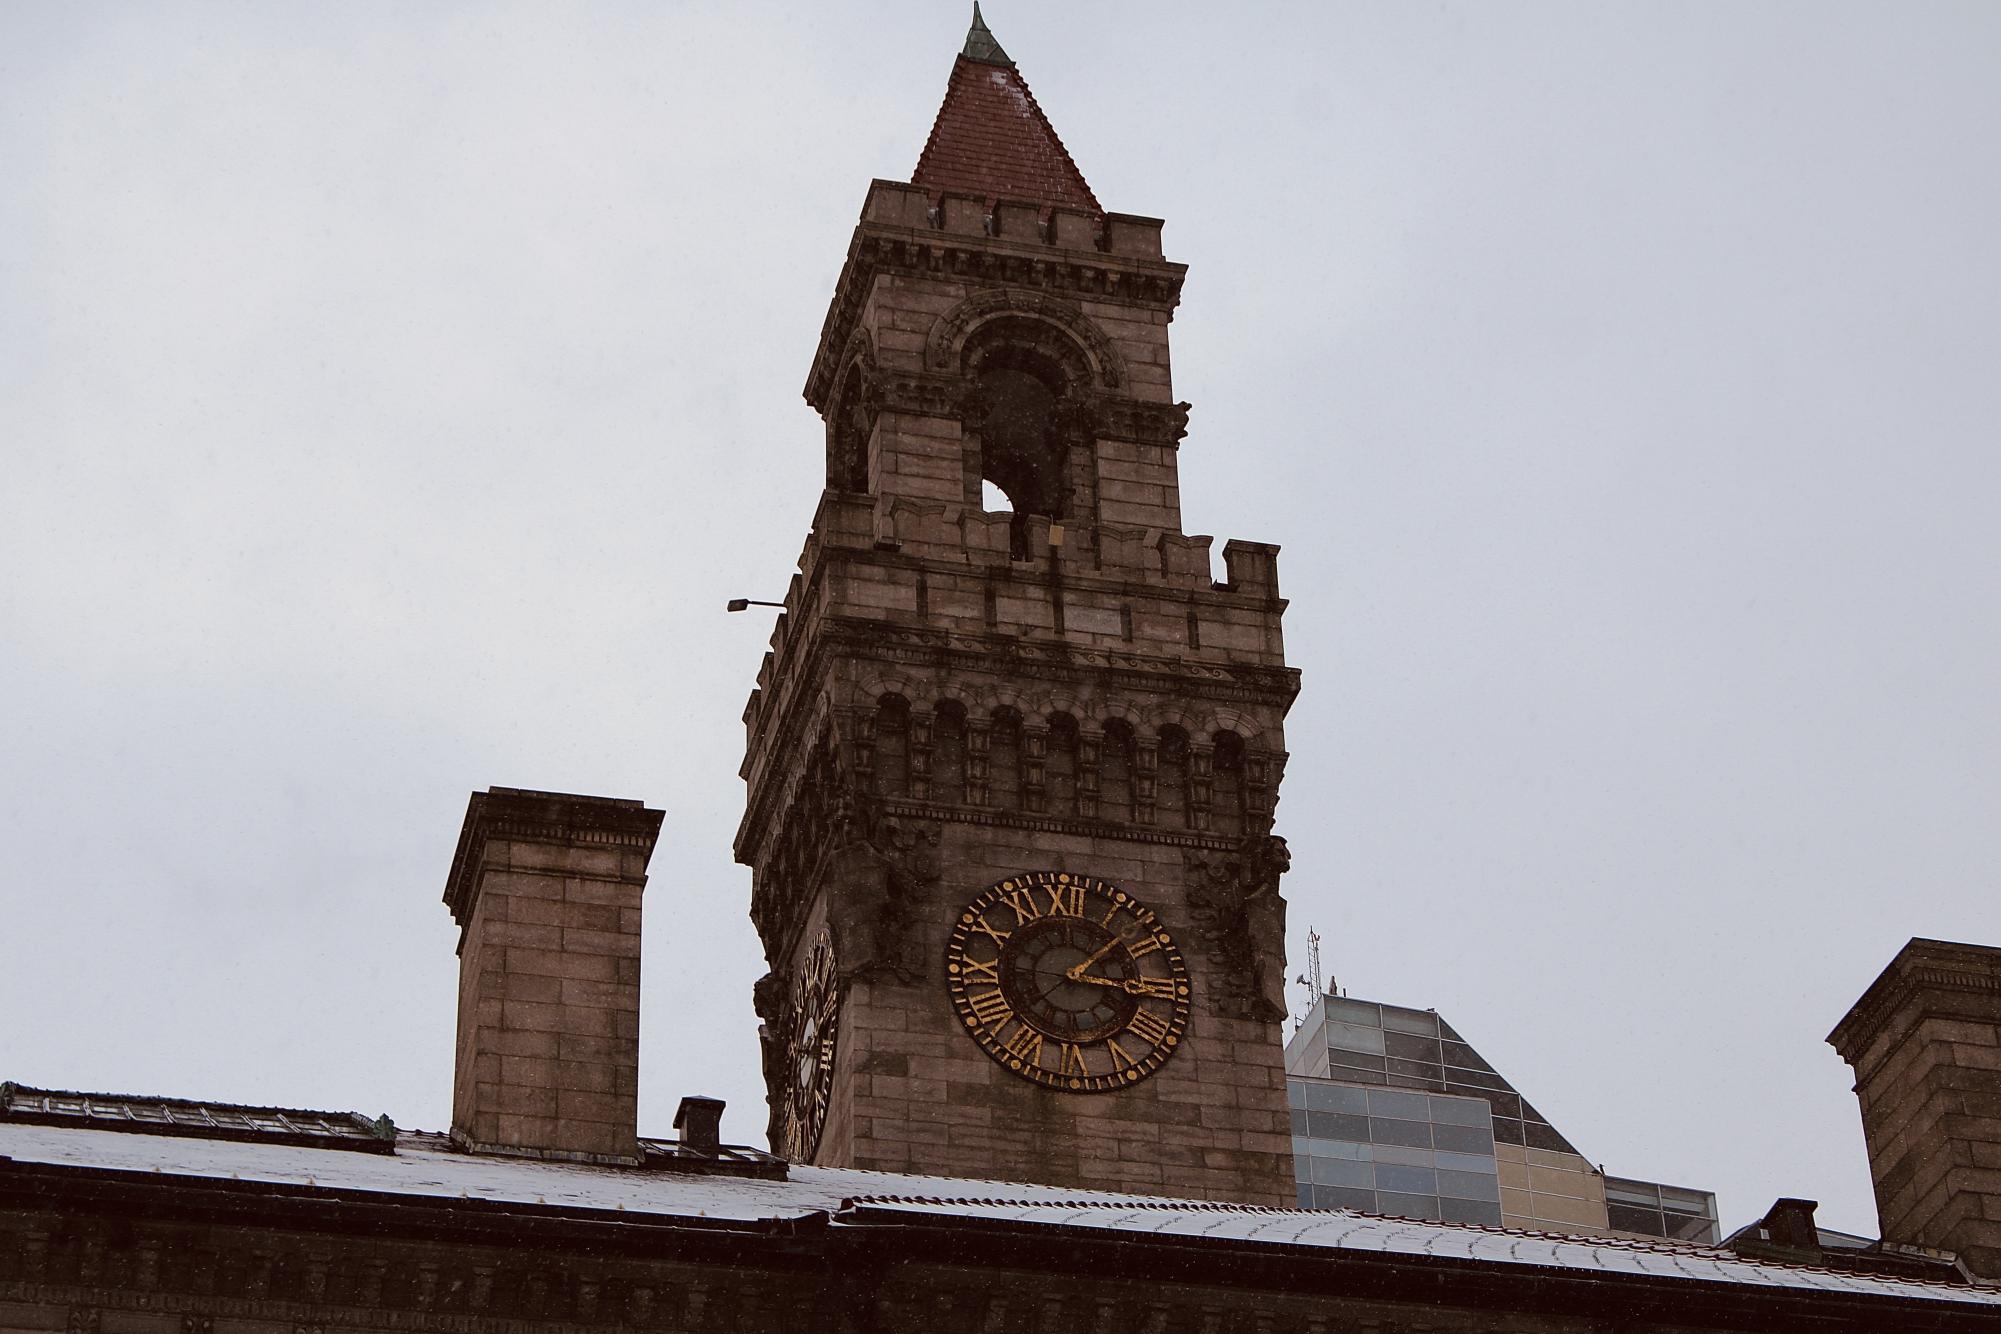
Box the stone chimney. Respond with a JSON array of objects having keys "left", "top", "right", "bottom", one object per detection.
[
  {"left": 1827, "top": 937, "right": 2001, "bottom": 1280},
  {"left": 444, "top": 787, "right": 664, "bottom": 1164}
]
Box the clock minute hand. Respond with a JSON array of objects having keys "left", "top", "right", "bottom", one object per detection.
[{"left": 1065, "top": 931, "right": 1136, "bottom": 981}]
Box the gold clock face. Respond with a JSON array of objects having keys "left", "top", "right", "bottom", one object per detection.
[
  {"left": 779, "top": 930, "right": 839, "bottom": 1161},
  {"left": 945, "top": 872, "right": 1191, "bottom": 1092}
]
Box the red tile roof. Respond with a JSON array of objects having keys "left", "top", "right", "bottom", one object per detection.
[{"left": 911, "top": 54, "right": 1101, "bottom": 216}]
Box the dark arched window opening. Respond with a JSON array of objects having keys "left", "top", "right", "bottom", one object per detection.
[
  {"left": 1212, "top": 730, "right": 1247, "bottom": 836},
  {"left": 1046, "top": 714, "right": 1080, "bottom": 817},
  {"left": 964, "top": 320, "right": 1090, "bottom": 559},
  {"left": 933, "top": 702, "right": 967, "bottom": 805},
  {"left": 874, "top": 694, "right": 909, "bottom": 796},
  {"left": 1100, "top": 720, "right": 1135, "bottom": 822},
  {"left": 988, "top": 708, "right": 1023, "bottom": 809},
  {"left": 1156, "top": 726, "right": 1189, "bottom": 829},
  {"left": 826, "top": 359, "right": 871, "bottom": 492}
]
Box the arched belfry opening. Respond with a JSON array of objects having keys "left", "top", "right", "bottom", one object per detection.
[{"left": 961, "top": 316, "right": 1096, "bottom": 557}]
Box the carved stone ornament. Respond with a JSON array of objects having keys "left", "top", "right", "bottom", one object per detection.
[
  {"left": 752, "top": 968, "right": 792, "bottom": 1145},
  {"left": 826, "top": 810, "right": 941, "bottom": 984},
  {"left": 925, "top": 288, "right": 1124, "bottom": 389},
  {"left": 1184, "top": 834, "right": 1290, "bottom": 1023}
]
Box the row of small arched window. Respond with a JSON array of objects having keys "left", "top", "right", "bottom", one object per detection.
[{"left": 861, "top": 696, "right": 1265, "bottom": 835}]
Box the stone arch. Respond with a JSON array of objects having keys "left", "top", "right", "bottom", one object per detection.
[
  {"left": 924, "top": 290, "right": 1123, "bottom": 390},
  {"left": 824, "top": 330, "right": 878, "bottom": 492}
]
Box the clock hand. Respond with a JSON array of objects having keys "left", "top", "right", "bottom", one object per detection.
[
  {"left": 1065, "top": 930, "right": 1139, "bottom": 981},
  {"left": 1072, "top": 973, "right": 1176, "bottom": 997}
]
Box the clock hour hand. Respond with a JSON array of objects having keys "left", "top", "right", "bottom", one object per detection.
[{"left": 1071, "top": 973, "right": 1177, "bottom": 998}]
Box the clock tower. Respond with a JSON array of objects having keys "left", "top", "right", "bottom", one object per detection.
[{"left": 736, "top": 9, "right": 1299, "bottom": 1206}]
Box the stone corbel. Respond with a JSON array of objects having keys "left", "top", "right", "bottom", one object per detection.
[{"left": 1183, "top": 834, "right": 1291, "bottom": 1023}]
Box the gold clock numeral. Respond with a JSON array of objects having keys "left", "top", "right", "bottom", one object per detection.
[
  {"left": 969, "top": 915, "right": 1012, "bottom": 948},
  {"left": 1002, "top": 1026, "right": 1043, "bottom": 1064},
  {"left": 998, "top": 887, "right": 1042, "bottom": 925},
  {"left": 1127, "top": 976, "right": 1179, "bottom": 999},
  {"left": 967, "top": 988, "right": 1014, "bottom": 1029},
  {"left": 960, "top": 955, "right": 1000, "bottom": 985},
  {"left": 1044, "top": 882, "right": 1084, "bottom": 917},
  {"left": 1104, "top": 1037, "right": 1137, "bottom": 1071},
  {"left": 1125, "top": 931, "right": 1164, "bottom": 959},
  {"left": 1127, "top": 1007, "right": 1173, "bottom": 1047},
  {"left": 1059, "top": 1042, "right": 1089, "bottom": 1077}
]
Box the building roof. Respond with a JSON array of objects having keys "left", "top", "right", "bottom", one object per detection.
[
  {"left": 910, "top": 13, "right": 1100, "bottom": 215},
  {"left": 5, "top": 1118, "right": 1996, "bottom": 1310}
]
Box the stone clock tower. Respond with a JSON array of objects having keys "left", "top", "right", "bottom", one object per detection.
[{"left": 736, "top": 10, "right": 1298, "bottom": 1207}]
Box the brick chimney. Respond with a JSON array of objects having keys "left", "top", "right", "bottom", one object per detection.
[
  {"left": 444, "top": 787, "right": 664, "bottom": 1164},
  {"left": 1827, "top": 937, "right": 2001, "bottom": 1280}
]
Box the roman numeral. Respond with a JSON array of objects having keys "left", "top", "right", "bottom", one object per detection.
[
  {"left": 1127, "top": 1007, "right": 1172, "bottom": 1047},
  {"left": 999, "top": 888, "right": 1041, "bottom": 925},
  {"left": 1059, "top": 1043, "right": 1089, "bottom": 1077},
  {"left": 970, "top": 914, "right": 1012, "bottom": 948},
  {"left": 1105, "top": 1038, "right": 1137, "bottom": 1071},
  {"left": 1044, "top": 882, "right": 1084, "bottom": 917},
  {"left": 1002, "top": 1026, "right": 1043, "bottom": 1064},
  {"left": 960, "top": 955, "right": 1000, "bottom": 985},
  {"left": 967, "top": 988, "right": 1013, "bottom": 1029},
  {"left": 1125, "top": 931, "right": 1164, "bottom": 958},
  {"left": 1126, "top": 976, "right": 1178, "bottom": 999}
]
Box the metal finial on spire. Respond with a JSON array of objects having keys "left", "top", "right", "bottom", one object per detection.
[{"left": 962, "top": 2, "right": 1011, "bottom": 66}]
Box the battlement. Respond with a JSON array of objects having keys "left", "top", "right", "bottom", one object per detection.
[{"left": 861, "top": 179, "right": 1164, "bottom": 258}]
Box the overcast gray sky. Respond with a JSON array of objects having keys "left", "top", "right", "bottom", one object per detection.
[{"left": 4, "top": 1, "right": 1997, "bottom": 1236}]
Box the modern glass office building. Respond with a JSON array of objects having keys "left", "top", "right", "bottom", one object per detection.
[{"left": 1286, "top": 991, "right": 1721, "bottom": 1244}]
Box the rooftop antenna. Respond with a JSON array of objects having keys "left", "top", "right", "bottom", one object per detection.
[{"left": 1291, "top": 927, "right": 1325, "bottom": 1032}]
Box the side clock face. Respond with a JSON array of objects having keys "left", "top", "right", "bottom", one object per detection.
[
  {"left": 945, "top": 872, "right": 1192, "bottom": 1093},
  {"left": 779, "top": 930, "right": 839, "bottom": 1161}
]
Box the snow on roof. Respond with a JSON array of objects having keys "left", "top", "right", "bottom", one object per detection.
[{"left": 4, "top": 1121, "right": 1996, "bottom": 1308}]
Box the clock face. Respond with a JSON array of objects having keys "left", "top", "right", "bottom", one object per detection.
[
  {"left": 945, "top": 872, "right": 1191, "bottom": 1092},
  {"left": 779, "top": 930, "right": 839, "bottom": 1161}
]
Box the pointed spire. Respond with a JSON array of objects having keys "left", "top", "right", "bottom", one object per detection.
[
  {"left": 962, "top": 2, "right": 1010, "bottom": 66},
  {"left": 913, "top": 9, "right": 1100, "bottom": 215}
]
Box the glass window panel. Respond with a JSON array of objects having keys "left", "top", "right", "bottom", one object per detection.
[
  {"left": 1432, "top": 1122, "right": 1497, "bottom": 1155},
  {"left": 1325, "top": 1022, "right": 1387, "bottom": 1055},
  {"left": 1490, "top": 1118, "right": 1527, "bottom": 1147},
  {"left": 1441, "top": 1067, "right": 1512, "bottom": 1093},
  {"left": 1384, "top": 1032, "right": 1444, "bottom": 1062},
  {"left": 1365, "top": 1088, "right": 1432, "bottom": 1120},
  {"left": 1369, "top": 1117, "right": 1433, "bottom": 1148},
  {"left": 1293, "top": 1149, "right": 1311, "bottom": 1182},
  {"left": 1434, "top": 1149, "right": 1498, "bottom": 1175},
  {"left": 1607, "top": 1202, "right": 1666, "bottom": 1236},
  {"left": 1369, "top": 1143, "right": 1432, "bottom": 1167},
  {"left": 1290, "top": 1109, "right": 1310, "bottom": 1136},
  {"left": 1329, "top": 1050, "right": 1388, "bottom": 1077},
  {"left": 1302, "top": 1081, "right": 1369, "bottom": 1114},
  {"left": 1295, "top": 1183, "right": 1314, "bottom": 1209},
  {"left": 1606, "top": 1182, "right": 1662, "bottom": 1207},
  {"left": 1310, "top": 1156, "right": 1375, "bottom": 1188},
  {"left": 1311, "top": 1184, "right": 1377, "bottom": 1212},
  {"left": 1667, "top": 1214, "right": 1720, "bottom": 1245},
  {"left": 1305, "top": 1110, "right": 1371, "bottom": 1141},
  {"left": 1375, "top": 1163, "right": 1438, "bottom": 1194},
  {"left": 1522, "top": 1121, "right": 1577, "bottom": 1154},
  {"left": 1436, "top": 1197, "right": 1504, "bottom": 1227},
  {"left": 1385, "top": 1058, "right": 1447, "bottom": 1087},
  {"left": 1427, "top": 1095, "right": 1491, "bottom": 1128},
  {"left": 1375, "top": 1191, "right": 1440, "bottom": 1220},
  {"left": 1380, "top": 1006, "right": 1439, "bottom": 1036},
  {"left": 1306, "top": 1138, "right": 1372, "bottom": 1161},
  {"left": 1440, "top": 1040, "right": 1495, "bottom": 1073},
  {"left": 1435, "top": 1168, "right": 1501, "bottom": 1202},
  {"left": 1660, "top": 1188, "right": 1713, "bottom": 1214},
  {"left": 1473, "top": 1089, "right": 1523, "bottom": 1119},
  {"left": 1286, "top": 1081, "right": 1308, "bottom": 1110},
  {"left": 1322, "top": 997, "right": 1382, "bottom": 1028}
]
